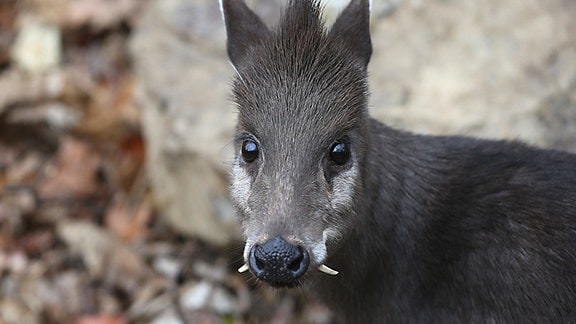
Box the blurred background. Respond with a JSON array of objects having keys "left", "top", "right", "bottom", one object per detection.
[{"left": 0, "top": 0, "right": 574, "bottom": 323}]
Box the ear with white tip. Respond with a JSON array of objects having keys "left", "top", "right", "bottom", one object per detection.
[
  {"left": 220, "top": 0, "right": 271, "bottom": 70},
  {"left": 329, "top": 0, "right": 372, "bottom": 67}
]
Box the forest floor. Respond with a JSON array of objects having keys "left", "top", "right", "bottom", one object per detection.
[{"left": 0, "top": 1, "right": 330, "bottom": 323}]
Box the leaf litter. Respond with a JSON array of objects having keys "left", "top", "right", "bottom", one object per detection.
[{"left": 0, "top": 1, "right": 331, "bottom": 323}]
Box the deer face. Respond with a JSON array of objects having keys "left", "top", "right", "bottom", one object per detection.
[
  {"left": 222, "top": 0, "right": 372, "bottom": 286},
  {"left": 231, "top": 108, "right": 367, "bottom": 286}
]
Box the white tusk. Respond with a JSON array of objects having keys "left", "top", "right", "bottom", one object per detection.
[
  {"left": 237, "top": 263, "right": 249, "bottom": 273},
  {"left": 318, "top": 264, "right": 339, "bottom": 275}
]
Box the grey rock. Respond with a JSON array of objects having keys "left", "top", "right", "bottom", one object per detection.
[{"left": 130, "top": 0, "right": 240, "bottom": 246}]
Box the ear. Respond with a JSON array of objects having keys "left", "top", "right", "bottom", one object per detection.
[
  {"left": 329, "top": 0, "right": 372, "bottom": 67},
  {"left": 220, "top": 0, "right": 271, "bottom": 70}
]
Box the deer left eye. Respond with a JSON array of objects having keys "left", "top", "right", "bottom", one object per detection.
[
  {"left": 241, "top": 139, "right": 259, "bottom": 163},
  {"left": 329, "top": 142, "right": 351, "bottom": 165}
]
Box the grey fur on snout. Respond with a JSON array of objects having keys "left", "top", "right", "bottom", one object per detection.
[{"left": 237, "top": 227, "right": 341, "bottom": 276}]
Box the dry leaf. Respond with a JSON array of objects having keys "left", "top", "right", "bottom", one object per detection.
[
  {"left": 76, "top": 314, "right": 128, "bottom": 324},
  {"left": 104, "top": 195, "right": 152, "bottom": 242},
  {"left": 0, "top": 69, "right": 67, "bottom": 116},
  {"left": 67, "top": 0, "right": 141, "bottom": 29},
  {"left": 79, "top": 76, "right": 137, "bottom": 141},
  {"left": 38, "top": 136, "right": 103, "bottom": 199},
  {"left": 27, "top": 0, "right": 142, "bottom": 30},
  {"left": 0, "top": 250, "right": 28, "bottom": 274},
  {"left": 57, "top": 221, "right": 160, "bottom": 294},
  {"left": 0, "top": 0, "right": 16, "bottom": 67},
  {"left": 18, "top": 230, "right": 54, "bottom": 255}
]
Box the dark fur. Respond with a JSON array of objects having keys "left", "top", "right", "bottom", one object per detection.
[{"left": 222, "top": 0, "right": 576, "bottom": 322}]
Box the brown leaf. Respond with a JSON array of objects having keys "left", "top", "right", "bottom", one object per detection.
[
  {"left": 18, "top": 230, "right": 54, "bottom": 255},
  {"left": 0, "top": 0, "right": 16, "bottom": 67},
  {"left": 66, "top": 0, "right": 141, "bottom": 30},
  {"left": 0, "top": 250, "right": 28, "bottom": 274},
  {"left": 0, "top": 69, "right": 68, "bottom": 116},
  {"left": 79, "top": 76, "right": 138, "bottom": 141},
  {"left": 76, "top": 314, "right": 128, "bottom": 324},
  {"left": 38, "top": 136, "right": 103, "bottom": 199},
  {"left": 27, "top": 0, "right": 143, "bottom": 30},
  {"left": 104, "top": 196, "right": 152, "bottom": 242},
  {"left": 5, "top": 152, "right": 43, "bottom": 186},
  {"left": 116, "top": 132, "right": 146, "bottom": 190},
  {"left": 57, "top": 221, "right": 161, "bottom": 294}
]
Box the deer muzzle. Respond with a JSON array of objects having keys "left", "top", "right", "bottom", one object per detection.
[{"left": 248, "top": 236, "right": 310, "bottom": 287}]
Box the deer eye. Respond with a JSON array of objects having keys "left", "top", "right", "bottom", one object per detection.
[
  {"left": 241, "top": 139, "right": 259, "bottom": 163},
  {"left": 329, "top": 141, "right": 350, "bottom": 165}
]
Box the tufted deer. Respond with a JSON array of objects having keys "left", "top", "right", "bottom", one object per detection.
[{"left": 221, "top": 0, "right": 576, "bottom": 322}]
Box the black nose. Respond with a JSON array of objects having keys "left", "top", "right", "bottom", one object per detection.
[{"left": 249, "top": 236, "right": 310, "bottom": 287}]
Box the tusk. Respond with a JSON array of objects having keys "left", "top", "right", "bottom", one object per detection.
[
  {"left": 237, "top": 263, "right": 249, "bottom": 273},
  {"left": 318, "top": 264, "right": 339, "bottom": 276}
]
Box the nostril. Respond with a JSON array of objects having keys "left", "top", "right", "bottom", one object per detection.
[
  {"left": 255, "top": 257, "right": 265, "bottom": 270},
  {"left": 287, "top": 246, "right": 308, "bottom": 272},
  {"left": 288, "top": 246, "right": 310, "bottom": 277},
  {"left": 249, "top": 244, "right": 266, "bottom": 275},
  {"left": 287, "top": 252, "right": 303, "bottom": 272}
]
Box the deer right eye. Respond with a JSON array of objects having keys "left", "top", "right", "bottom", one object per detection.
[
  {"left": 329, "top": 141, "right": 351, "bottom": 166},
  {"left": 241, "top": 139, "right": 259, "bottom": 163}
]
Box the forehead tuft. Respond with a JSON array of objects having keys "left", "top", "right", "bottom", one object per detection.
[{"left": 232, "top": 0, "right": 369, "bottom": 137}]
